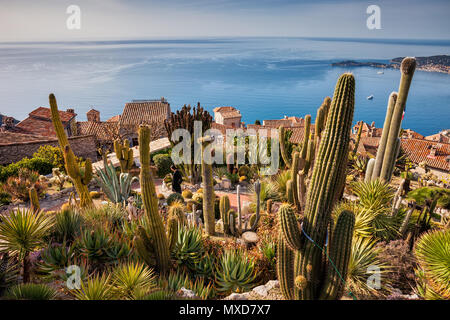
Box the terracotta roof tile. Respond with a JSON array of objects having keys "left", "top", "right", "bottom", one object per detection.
[
  {"left": 29, "top": 107, "right": 76, "bottom": 123},
  {"left": 77, "top": 121, "right": 120, "bottom": 143},
  {"left": 400, "top": 138, "right": 450, "bottom": 171},
  {"left": 119, "top": 101, "right": 170, "bottom": 127},
  {"left": 0, "top": 132, "right": 51, "bottom": 145},
  {"left": 213, "top": 106, "right": 236, "bottom": 113},
  {"left": 221, "top": 111, "right": 241, "bottom": 119}
]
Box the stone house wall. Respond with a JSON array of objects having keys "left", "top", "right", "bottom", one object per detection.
[{"left": 0, "top": 135, "right": 98, "bottom": 165}]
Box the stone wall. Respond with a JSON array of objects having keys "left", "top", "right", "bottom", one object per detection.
[{"left": 0, "top": 135, "right": 98, "bottom": 165}]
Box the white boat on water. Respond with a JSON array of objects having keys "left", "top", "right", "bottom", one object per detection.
[
  {"left": 367, "top": 95, "right": 374, "bottom": 100},
  {"left": 377, "top": 71, "right": 384, "bottom": 74}
]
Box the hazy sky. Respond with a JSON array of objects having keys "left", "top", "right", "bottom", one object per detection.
[{"left": 1, "top": 0, "right": 449, "bottom": 41}]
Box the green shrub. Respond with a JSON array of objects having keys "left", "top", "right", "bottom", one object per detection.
[
  {"left": 33, "top": 145, "right": 65, "bottom": 170},
  {"left": 5, "top": 283, "right": 57, "bottom": 300},
  {"left": 153, "top": 154, "right": 173, "bottom": 178},
  {"left": 0, "top": 189, "right": 11, "bottom": 206},
  {"left": 0, "top": 157, "right": 53, "bottom": 182}
]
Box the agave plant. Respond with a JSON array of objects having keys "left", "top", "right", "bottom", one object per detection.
[
  {"left": 414, "top": 229, "right": 450, "bottom": 300},
  {"left": 73, "top": 273, "right": 114, "bottom": 300},
  {"left": 346, "top": 237, "right": 391, "bottom": 299},
  {"left": 95, "top": 162, "right": 138, "bottom": 204},
  {"left": 0, "top": 209, "right": 54, "bottom": 283},
  {"left": 216, "top": 249, "right": 257, "bottom": 294},
  {"left": 172, "top": 225, "right": 204, "bottom": 271},
  {"left": 5, "top": 283, "right": 57, "bottom": 300},
  {"left": 111, "top": 261, "right": 157, "bottom": 300},
  {"left": 37, "top": 241, "right": 75, "bottom": 277},
  {"left": 76, "top": 228, "right": 112, "bottom": 268}
]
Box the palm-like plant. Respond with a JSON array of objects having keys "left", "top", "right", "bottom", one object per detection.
[
  {"left": 172, "top": 225, "right": 204, "bottom": 271},
  {"left": 351, "top": 179, "right": 394, "bottom": 210},
  {"left": 0, "top": 209, "right": 54, "bottom": 282},
  {"left": 346, "top": 237, "right": 391, "bottom": 298},
  {"left": 95, "top": 162, "right": 138, "bottom": 204},
  {"left": 414, "top": 229, "right": 450, "bottom": 300},
  {"left": 112, "top": 261, "right": 156, "bottom": 300},
  {"left": 216, "top": 249, "right": 257, "bottom": 294},
  {"left": 73, "top": 273, "right": 114, "bottom": 300},
  {"left": 274, "top": 170, "right": 291, "bottom": 201},
  {"left": 5, "top": 283, "right": 57, "bottom": 300}
]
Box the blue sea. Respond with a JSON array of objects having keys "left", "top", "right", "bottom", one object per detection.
[{"left": 0, "top": 37, "right": 449, "bottom": 136}]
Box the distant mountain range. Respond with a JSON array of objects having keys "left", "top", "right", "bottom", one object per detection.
[{"left": 332, "top": 55, "right": 450, "bottom": 74}]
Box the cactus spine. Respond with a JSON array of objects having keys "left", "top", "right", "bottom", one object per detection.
[
  {"left": 29, "top": 187, "right": 40, "bottom": 213},
  {"left": 114, "top": 139, "right": 134, "bottom": 173},
  {"left": 49, "top": 94, "right": 93, "bottom": 208},
  {"left": 137, "top": 125, "right": 170, "bottom": 273},
  {"left": 277, "top": 73, "right": 356, "bottom": 300}
]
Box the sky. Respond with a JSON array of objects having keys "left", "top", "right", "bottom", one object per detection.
[{"left": 0, "top": 0, "right": 449, "bottom": 41}]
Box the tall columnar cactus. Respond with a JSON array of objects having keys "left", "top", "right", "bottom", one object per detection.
[
  {"left": 352, "top": 121, "right": 363, "bottom": 157},
  {"left": 300, "top": 115, "right": 311, "bottom": 160},
  {"left": 279, "top": 126, "right": 291, "bottom": 169},
  {"left": 365, "top": 158, "right": 375, "bottom": 183},
  {"left": 114, "top": 139, "right": 134, "bottom": 173},
  {"left": 290, "top": 152, "right": 300, "bottom": 210},
  {"left": 200, "top": 136, "right": 216, "bottom": 236},
  {"left": 370, "top": 57, "right": 416, "bottom": 182},
  {"left": 49, "top": 94, "right": 93, "bottom": 208},
  {"left": 314, "top": 97, "right": 331, "bottom": 141},
  {"left": 219, "top": 195, "right": 231, "bottom": 235},
  {"left": 29, "top": 187, "right": 40, "bottom": 213},
  {"left": 277, "top": 73, "right": 356, "bottom": 300},
  {"left": 135, "top": 125, "right": 170, "bottom": 273},
  {"left": 230, "top": 182, "right": 261, "bottom": 237}
]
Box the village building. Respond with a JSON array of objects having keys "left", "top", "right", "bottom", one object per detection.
[
  {"left": 119, "top": 98, "right": 171, "bottom": 146},
  {"left": 213, "top": 106, "right": 242, "bottom": 128},
  {"left": 425, "top": 130, "right": 450, "bottom": 144},
  {"left": 76, "top": 109, "right": 120, "bottom": 150}
]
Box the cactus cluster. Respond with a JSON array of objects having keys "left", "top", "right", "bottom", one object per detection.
[
  {"left": 114, "top": 139, "right": 134, "bottom": 173},
  {"left": 368, "top": 57, "right": 417, "bottom": 183},
  {"left": 277, "top": 73, "right": 356, "bottom": 300},
  {"left": 49, "top": 94, "right": 93, "bottom": 208}
]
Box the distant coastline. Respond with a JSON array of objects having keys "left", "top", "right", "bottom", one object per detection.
[{"left": 332, "top": 55, "right": 450, "bottom": 74}]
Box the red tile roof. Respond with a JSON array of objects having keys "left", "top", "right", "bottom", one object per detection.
[
  {"left": 28, "top": 107, "right": 76, "bottom": 123},
  {"left": 400, "top": 138, "right": 450, "bottom": 172},
  {"left": 0, "top": 132, "right": 51, "bottom": 145},
  {"left": 77, "top": 121, "right": 120, "bottom": 143},
  {"left": 119, "top": 101, "right": 170, "bottom": 127},
  {"left": 213, "top": 106, "right": 237, "bottom": 113},
  {"left": 221, "top": 111, "right": 241, "bottom": 119}
]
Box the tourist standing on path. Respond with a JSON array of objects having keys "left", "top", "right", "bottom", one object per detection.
[{"left": 171, "top": 165, "right": 183, "bottom": 194}]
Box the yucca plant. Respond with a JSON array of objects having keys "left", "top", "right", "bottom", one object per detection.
[
  {"left": 83, "top": 204, "right": 127, "bottom": 230},
  {"left": 111, "top": 261, "right": 157, "bottom": 300},
  {"left": 73, "top": 273, "right": 114, "bottom": 300},
  {"left": 172, "top": 225, "right": 204, "bottom": 271},
  {"left": 346, "top": 237, "right": 391, "bottom": 299},
  {"left": 414, "top": 229, "right": 450, "bottom": 300},
  {"left": 216, "top": 249, "right": 257, "bottom": 294},
  {"left": 351, "top": 179, "right": 394, "bottom": 210},
  {"left": 51, "top": 208, "right": 84, "bottom": 243},
  {"left": 0, "top": 209, "right": 54, "bottom": 282},
  {"left": 95, "top": 162, "right": 138, "bottom": 204},
  {"left": 5, "top": 283, "right": 57, "bottom": 300}
]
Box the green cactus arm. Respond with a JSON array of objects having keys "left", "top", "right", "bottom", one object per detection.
[
  {"left": 297, "top": 172, "right": 307, "bottom": 210},
  {"left": 290, "top": 152, "right": 300, "bottom": 209},
  {"left": 167, "top": 217, "right": 178, "bottom": 252},
  {"left": 200, "top": 137, "right": 216, "bottom": 236},
  {"left": 29, "top": 187, "right": 40, "bottom": 213},
  {"left": 279, "top": 204, "right": 303, "bottom": 251},
  {"left": 279, "top": 126, "right": 292, "bottom": 169},
  {"left": 139, "top": 125, "right": 170, "bottom": 273},
  {"left": 249, "top": 181, "right": 261, "bottom": 231},
  {"left": 82, "top": 158, "right": 93, "bottom": 185},
  {"left": 277, "top": 233, "right": 295, "bottom": 300},
  {"left": 319, "top": 210, "right": 355, "bottom": 300},
  {"left": 380, "top": 58, "right": 416, "bottom": 182},
  {"left": 300, "top": 115, "right": 311, "bottom": 159}
]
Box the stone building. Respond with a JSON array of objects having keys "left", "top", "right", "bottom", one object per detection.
[
  {"left": 77, "top": 109, "right": 120, "bottom": 149},
  {"left": 213, "top": 106, "right": 242, "bottom": 128}
]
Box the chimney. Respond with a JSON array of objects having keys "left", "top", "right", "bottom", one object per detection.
[
  {"left": 87, "top": 109, "right": 100, "bottom": 123},
  {"left": 2, "top": 116, "right": 15, "bottom": 129},
  {"left": 66, "top": 108, "right": 75, "bottom": 114},
  {"left": 428, "top": 145, "right": 437, "bottom": 158}
]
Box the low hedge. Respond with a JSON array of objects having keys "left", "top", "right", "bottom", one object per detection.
[{"left": 0, "top": 157, "right": 53, "bottom": 182}]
